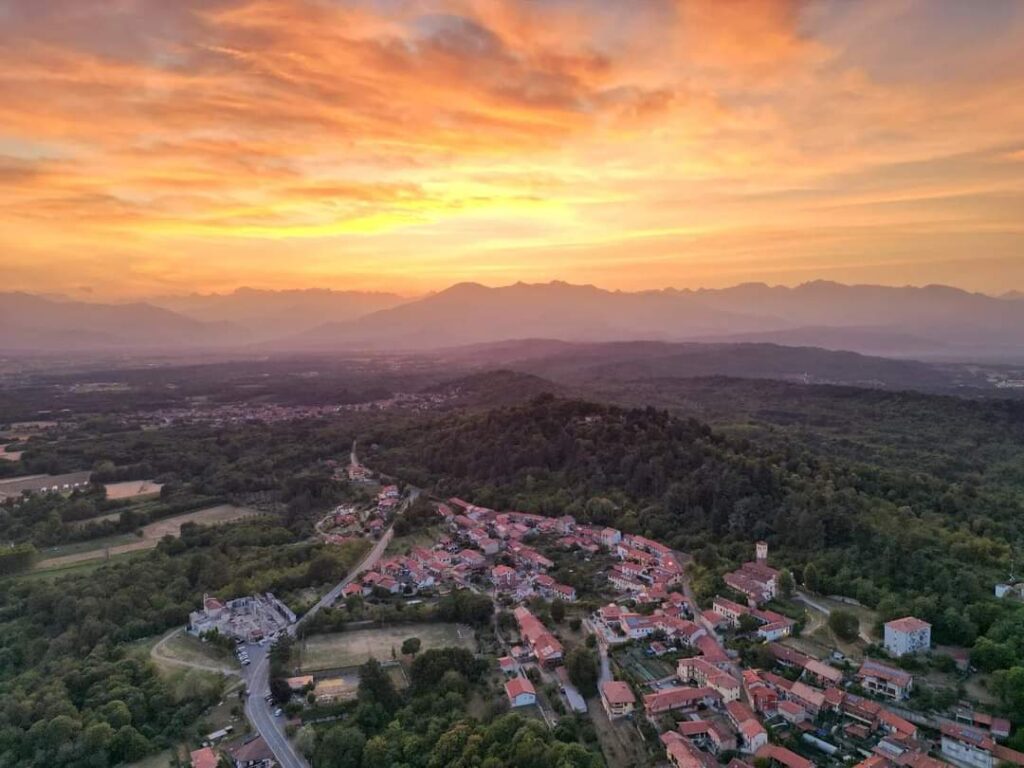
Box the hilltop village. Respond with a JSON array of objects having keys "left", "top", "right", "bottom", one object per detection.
[{"left": 298, "top": 484, "right": 1024, "bottom": 768}]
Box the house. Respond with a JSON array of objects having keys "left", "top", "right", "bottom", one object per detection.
[
  {"left": 477, "top": 537, "right": 501, "bottom": 556},
  {"left": 505, "top": 676, "right": 537, "bottom": 707},
  {"left": 777, "top": 700, "right": 808, "bottom": 724},
  {"left": 600, "top": 680, "right": 636, "bottom": 719},
  {"left": 663, "top": 734, "right": 707, "bottom": 768},
  {"left": 498, "top": 656, "right": 517, "bottom": 675},
  {"left": 457, "top": 549, "right": 486, "bottom": 569},
  {"left": 857, "top": 659, "right": 913, "bottom": 700},
  {"left": 803, "top": 659, "right": 843, "bottom": 687},
  {"left": 678, "top": 657, "right": 741, "bottom": 702},
  {"left": 788, "top": 681, "right": 826, "bottom": 715},
  {"left": 699, "top": 610, "right": 731, "bottom": 635},
  {"left": 754, "top": 745, "right": 814, "bottom": 768},
  {"left": 676, "top": 720, "right": 737, "bottom": 753},
  {"left": 619, "top": 613, "right": 657, "bottom": 640},
  {"left": 491, "top": 564, "right": 516, "bottom": 589},
  {"left": 600, "top": 527, "right": 622, "bottom": 547},
  {"left": 190, "top": 747, "right": 219, "bottom": 768},
  {"left": 743, "top": 670, "right": 778, "bottom": 716},
  {"left": 726, "top": 700, "right": 768, "bottom": 753},
  {"left": 884, "top": 617, "right": 931, "bottom": 658},
  {"left": 228, "top": 736, "right": 275, "bottom": 768},
  {"left": 514, "top": 606, "right": 564, "bottom": 666},
  {"left": 552, "top": 582, "right": 577, "bottom": 602},
  {"left": 941, "top": 722, "right": 996, "bottom": 768},
  {"left": 643, "top": 685, "right": 720, "bottom": 715}
]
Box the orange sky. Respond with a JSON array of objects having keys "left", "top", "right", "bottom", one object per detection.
[{"left": 2, "top": 0, "right": 1024, "bottom": 299}]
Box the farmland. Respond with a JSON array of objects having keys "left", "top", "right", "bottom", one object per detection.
[{"left": 33, "top": 503, "right": 262, "bottom": 570}]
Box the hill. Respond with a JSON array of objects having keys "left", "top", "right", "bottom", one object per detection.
[
  {"left": 438, "top": 339, "right": 995, "bottom": 393},
  {"left": 366, "top": 393, "right": 1023, "bottom": 648}
]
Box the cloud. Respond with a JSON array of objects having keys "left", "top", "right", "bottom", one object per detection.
[{"left": 0, "top": 0, "right": 1023, "bottom": 297}]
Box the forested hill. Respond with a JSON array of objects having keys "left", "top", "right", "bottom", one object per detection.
[{"left": 368, "top": 395, "right": 1020, "bottom": 649}]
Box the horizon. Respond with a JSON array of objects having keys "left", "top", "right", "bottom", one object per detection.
[
  {"left": 9, "top": 276, "right": 1024, "bottom": 305},
  {"left": 2, "top": 1, "right": 1024, "bottom": 299}
]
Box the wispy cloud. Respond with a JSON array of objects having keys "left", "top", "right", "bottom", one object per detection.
[{"left": 1, "top": 0, "right": 1023, "bottom": 297}]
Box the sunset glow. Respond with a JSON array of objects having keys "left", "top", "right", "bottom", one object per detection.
[{"left": 2, "top": 0, "right": 1024, "bottom": 298}]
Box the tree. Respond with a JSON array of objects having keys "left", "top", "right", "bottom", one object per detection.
[
  {"left": 565, "top": 647, "right": 599, "bottom": 697},
  {"left": 569, "top": 617, "right": 582, "bottom": 631},
  {"left": 315, "top": 725, "right": 365, "bottom": 768},
  {"left": 294, "top": 725, "right": 318, "bottom": 757},
  {"left": 358, "top": 658, "right": 401, "bottom": 713},
  {"left": 829, "top": 609, "right": 859, "bottom": 642},
  {"left": 803, "top": 563, "right": 820, "bottom": 593},
  {"left": 401, "top": 637, "right": 422, "bottom": 657},
  {"left": 551, "top": 599, "right": 566, "bottom": 624},
  {"left": 779, "top": 569, "right": 795, "bottom": 599},
  {"left": 738, "top": 613, "right": 761, "bottom": 634}
]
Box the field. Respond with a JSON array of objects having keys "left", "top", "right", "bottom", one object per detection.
[
  {"left": 34, "top": 504, "right": 261, "bottom": 570},
  {"left": 145, "top": 628, "right": 240, "bottom": 676},
  {"left": 386, "top": 526, "right": 442, "bottom": 556},
  {"left": 612, "top": 645, "right": 675, "bottom": 683},
  {"left": 298, "top": 623, "right": 474, "bottom": 672},
  {"left": 104, "top": 479, "right": 164, "bottom": 499}
]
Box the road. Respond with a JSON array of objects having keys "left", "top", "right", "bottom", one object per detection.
[
  {"left": 243, "top": 479, "right": 403, "bottom": 768},
  {"left": 243, "top": 643, "right": 307, "bottom": 768}
]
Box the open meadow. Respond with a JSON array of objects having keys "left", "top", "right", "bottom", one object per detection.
[{"left": 298, "top": 622, "right": 474, "bottom": 672}]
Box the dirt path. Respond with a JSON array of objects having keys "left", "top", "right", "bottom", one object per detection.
[{"left": 151, "top": 628, "right": 240, "bottom": 676}]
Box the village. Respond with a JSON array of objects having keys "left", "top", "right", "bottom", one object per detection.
[{"left": 245, "top": 471, "right": 1024, "bottom": 768}]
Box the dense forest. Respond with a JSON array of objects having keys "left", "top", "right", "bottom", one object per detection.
[
  {"left": 0, "top": 519, "right": 368, "bottom": 767},
  {"left": 365, "top": 394, "right": 1024, "bottom": 707}
]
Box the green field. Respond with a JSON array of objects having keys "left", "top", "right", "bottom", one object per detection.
[{"left": 298, "top": 623, "right": 474, "bottom": 671}]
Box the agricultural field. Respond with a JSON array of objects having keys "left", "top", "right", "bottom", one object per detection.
[
  {"left": 297, "top": 622, "right": 474, "bottom": 672},
  {"left": 34, "top": 504, "right": 261, "bottom": 570}
]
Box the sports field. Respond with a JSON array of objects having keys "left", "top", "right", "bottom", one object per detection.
[
  {"left": 104, "top": 479, "right": 164, "bottom": 499},
  {"left": 298, "top": 623, "right": 474, "bottom": 672}
]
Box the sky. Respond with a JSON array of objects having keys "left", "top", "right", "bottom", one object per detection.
[{"left": 1, "top": 0, "right": 1024, "bottom": 300}]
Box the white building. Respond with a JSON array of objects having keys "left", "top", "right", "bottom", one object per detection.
[
  {"left": 884, "top": 616, "right": 931, "bottom": 657},
  {"left": 940, "top": 723, "right": 994, "bottom": 768}
]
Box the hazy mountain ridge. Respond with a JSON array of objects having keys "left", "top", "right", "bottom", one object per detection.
[
  {"left": 150, "top": 286, "right": 407, "bottom": 339},
  {"left": 0, "top": 293, "right": 245, "bottom": 351},
  {"left": 285, "top": 280, "right": 1024, "bottom": 361},
  {"left": 5, "top": 280, "right": 1024, "bottom": 362}
]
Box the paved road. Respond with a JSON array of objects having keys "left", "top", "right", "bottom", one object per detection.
[
  {"left": 243, "top": 644, "right": 307, "bottom": 768},
  {"left": 294, "top": 525, "right": 394, "bottom": 633},
  {"left": 244, "top": 489, "right": 401, "bottom": 768}
]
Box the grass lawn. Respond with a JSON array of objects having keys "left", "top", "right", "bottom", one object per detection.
[
  {"left": 297, "top": 622, "right": 474, "bottom": 672},
  {"left": 153, "top": 630, "right": 239, "bottom": 672}
]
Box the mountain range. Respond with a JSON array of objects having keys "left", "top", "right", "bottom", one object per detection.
[{"left": 4, "top": 280, "right": 1024, "bottom": 362}]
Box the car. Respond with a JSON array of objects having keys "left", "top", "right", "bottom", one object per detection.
[{"left": 273, "top": 708, "right": 283, "bottom": 717}]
